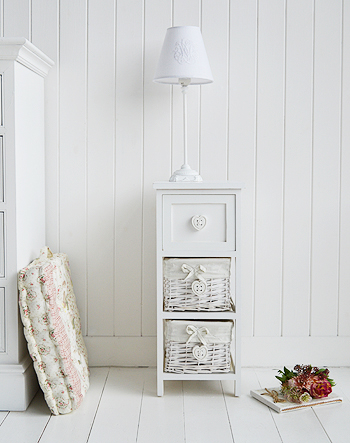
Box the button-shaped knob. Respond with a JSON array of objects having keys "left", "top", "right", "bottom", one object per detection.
[
  {"left": 191, "top": 215, "right": 206, "bottom": 230},
  {"left": 192, "top": 280, "right": 207, "bottom": 295}
]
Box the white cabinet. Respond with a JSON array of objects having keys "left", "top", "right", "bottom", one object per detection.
[
  {"left": 0, "top": 39, "right": 53, "bottom": 411},
  {"left": 154, "top": 182, "right": 243, "bottom": 396}
]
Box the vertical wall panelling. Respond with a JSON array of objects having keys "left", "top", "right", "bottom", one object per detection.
[
  {"left": 142, "top": 0, "right": 173, "bottom": 336},
  {"left": 282, "top": 0, "right": 313, "bottom": 337},
  {"left": 228, "top": 0, "right": 257, "bottom": 337},
  {"left": 87, "top": 0, "right": 116, "bottom": 336},
  {"left": 338, "top": 0, "right": 350, "bottom": 336},
  {"left": 200, "top": 0, "right": 229, "bottom": 181},
  {"left": 6, "top": 0, "right": 350, "bottom": 366},
  {"left": 32, "top": 0, "right": 60, "bottom": 253},
  {"left": 3, "top": 0, "right": 30, "bottom": 39},
  {"left": 59, "top": 0, "right": 88, "bottom": 334},
  {"left": 310, "top": 0, "right": 342, "bottom": 336},
  {"left": 254, "top": 0, "right": 285, "bottom": 337},
  {"left": 114, "top": 0, "right": 143, "bottom": 337},
  {"left": 172, "top": 0, "right": 201, "bottom": 176}
]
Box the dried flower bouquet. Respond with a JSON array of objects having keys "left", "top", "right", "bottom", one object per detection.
[{"left": 276, "top": 364, "right": 335, "bottom": 404}]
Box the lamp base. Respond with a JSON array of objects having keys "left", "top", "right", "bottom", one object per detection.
[{"left": 169, "top": 164, "right": 203, "bottom": 182}]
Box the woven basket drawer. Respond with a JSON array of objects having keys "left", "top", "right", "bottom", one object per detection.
[
  {"left": 164, "top": 320, "right": 233, "bottom": 374},
  {"left": 163, "top": 258, "right": 232, "bottom": 311}
]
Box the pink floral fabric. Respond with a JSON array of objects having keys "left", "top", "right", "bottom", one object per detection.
[{"left": 18, "top": 247, "right": 89, "bottom": 415}]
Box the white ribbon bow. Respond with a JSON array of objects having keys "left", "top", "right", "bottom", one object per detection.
[
  {"left": 186, "top": 324, "right": 223, "bottom": 346},
  {"left": 186, "top": 325, "right": 210, "bottom": 346},
  {"left": 181, "top": 264, "right": 206, "bottom": 283}
]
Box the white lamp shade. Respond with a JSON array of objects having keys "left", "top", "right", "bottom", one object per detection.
[{"left": 154, "top": 26, "right": 213, "bottom": 85}]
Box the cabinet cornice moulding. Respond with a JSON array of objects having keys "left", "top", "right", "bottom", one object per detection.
[
  {"left": 153, "top": 181, "right": 245, "bottom": 191},
  {"left": 0, "top": 38, "right": 54, "bottom": 77}
]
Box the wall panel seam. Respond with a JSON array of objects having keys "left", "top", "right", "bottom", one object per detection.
[
  {"left": 252, "top": 0, "right": 259, "bottom": 337},
  {"left": 281, "top": 0, "right": 287, "bottom": 337},
  {"left": 309, "top": 0, "right": 316, "bottom": 337},
  {"left": 29, "top": 0, "right": 32, "bottom": 42},
  {"left": 0, "top": 0, "right": 3, "bottom": 37},
  {"left": 85, "top": 0, "right": 89, "bottom": 336},
  {"left": 199, "top": 0, "right": 203, "bottom": 175},
  {"left": 170, "top": 0, "right": 174, "bottom": 175},
  {"left": 113, "top": 0, "right": 117, "bottom": 337},
  {"left": 141, "top": 0, "right": 146, "bottom": 337},
  {"left": 57, "top": 0, "right": 61, "bottom": 254},
  {"left": 226, "top": 0, "right": 230, "bottom": 182},
  {"left": 337, "top": 0, "right": 345, "bottom": 336}
]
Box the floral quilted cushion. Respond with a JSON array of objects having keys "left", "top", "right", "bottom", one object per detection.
[{"left": 18, "top": 247, "right": 89, "bottom": 415}]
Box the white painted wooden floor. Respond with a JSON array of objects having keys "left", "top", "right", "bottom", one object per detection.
[{"left": 0, "top": 367, "right": 349, "bottom": 443}]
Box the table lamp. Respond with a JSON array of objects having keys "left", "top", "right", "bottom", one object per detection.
[{"left": 154, "top": 26, "right": 213, "bottom": 182}]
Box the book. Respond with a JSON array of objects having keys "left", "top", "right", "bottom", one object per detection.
[{"left": 250, "top": 387, "right": 342, "bottom": 413}]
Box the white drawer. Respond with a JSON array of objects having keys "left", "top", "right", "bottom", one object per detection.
[{"left": 163, "top": 194, "right": 236, "bottom": 251}]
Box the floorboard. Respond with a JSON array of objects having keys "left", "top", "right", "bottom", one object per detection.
[
  {"left": 328, "top": 368, "right": 350, "bottom": 401},
  {"left": 222, "top": 369, "right": 282, "bottom": 443},
  {"left": 183, "top": 380, "right": 234, "bottom": 443},
  {"left": 137, "top": 370, "right": 185, "bottom": 443},
  {"left": 309, "top": 367, "right": 350, "bottom": 443},
  {"left": 87, "top": 367, "right": 144, "bottom": 443},
  {"left": 0, "top": 390, "right": 51, "bottom": 443},
  {"left": 39, "top": 367, "right": 109, "bottom": 443},
  {"left": 0, "top": 367, "right": 348, "bottom": 443},
  {"left": 0, "top": 411, "right": 9, "bottom": 425},
  {"left": 254, "top": 368, "right": 332, "bottom": 443}
]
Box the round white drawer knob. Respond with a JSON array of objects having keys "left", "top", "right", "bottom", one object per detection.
[{"left": 191, "top": 215, "right": 206, "bottom": 230}]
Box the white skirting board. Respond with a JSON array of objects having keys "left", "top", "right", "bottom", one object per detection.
[
  {"left": 84, "top": 336, "right": 350, "bottom": 367},
  {"left": 84, "top": 336, "right": 157, "bottom": 367},
  {"left": 0, "top": 356, "right": 38, "bottom": 411},
  {"left": 242, "top": 336, "right": 350, "bottom": 367}
]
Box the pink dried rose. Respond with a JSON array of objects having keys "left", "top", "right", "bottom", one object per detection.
[
  {"left": 309, "top": 380, "right": 332, "bottom": 398},
  {"left": 302, "top": 375, "right": 319, "bottom": 391}
]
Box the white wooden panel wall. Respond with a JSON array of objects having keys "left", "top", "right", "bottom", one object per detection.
[
  {"left": 282, "top": 0, "right": 313, "bottom": 338},
  {"left": 115, "top": 0, "right": 143, "bottom": 337},
  {"left": 1, "top": 0, "right": 350, "bottom": 366},
  {"left": 339, "top": 0, "right": 350, "bottom": 336}
]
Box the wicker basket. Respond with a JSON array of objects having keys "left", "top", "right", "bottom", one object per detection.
[
  {"left": 163, "top": 258, "right": 232, "bottom": 311},
  {"left": 164, "top": 320, "right": 233, "bottom": 374}
]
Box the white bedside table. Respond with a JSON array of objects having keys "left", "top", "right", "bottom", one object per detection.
[{"left": 154, "top": 181, "right": 243, "bottom": 396}]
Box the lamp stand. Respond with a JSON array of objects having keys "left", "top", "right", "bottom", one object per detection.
[{"left": 169, "top": 82, "right": 202, "bottom": 182}]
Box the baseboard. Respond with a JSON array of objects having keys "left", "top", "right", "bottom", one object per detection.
[
  {"left": 0, "top": 356, "right": 38, "bottom": 411},
  {"left": 84, "top": 336, "right": 157, "bottom": 367},
  {"left": 84, "top": 335, "right": 350, "bottom": 368},
  {"left": 242, "top": 336, "right": 350, "bottom": 367}
]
